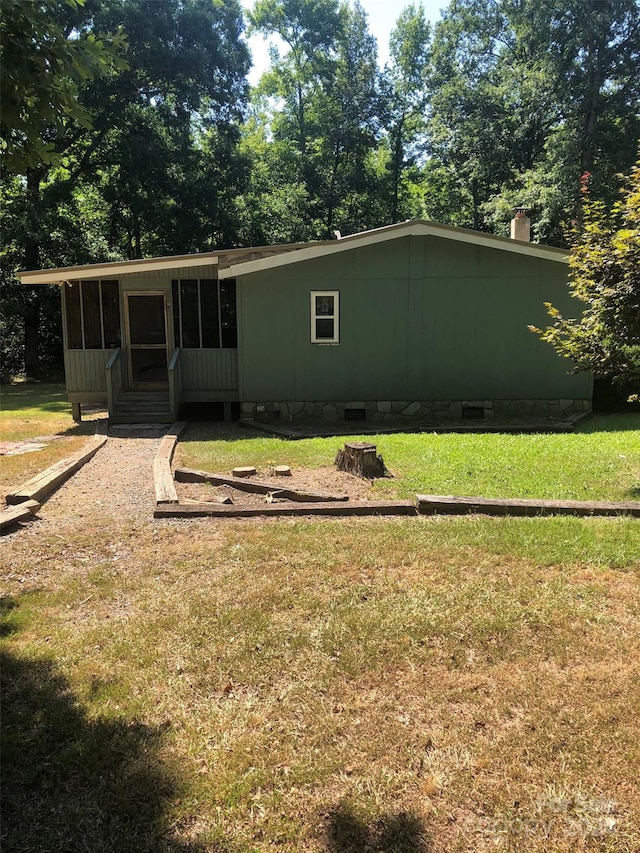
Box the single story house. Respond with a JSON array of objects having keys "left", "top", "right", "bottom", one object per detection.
[{"left": 18, "top": 218, "right": 592, "bottom": 423}]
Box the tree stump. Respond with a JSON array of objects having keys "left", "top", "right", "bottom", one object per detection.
[
  {"left": 334, "top": 442, "right": 389, "bottom": 479},
  {"left": 232, "top": 466, "right": 257, "bottom": 478}
]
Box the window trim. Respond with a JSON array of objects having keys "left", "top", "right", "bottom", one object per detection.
[{"left": 310, "top": 290, "right": 340, "bottom": 344}]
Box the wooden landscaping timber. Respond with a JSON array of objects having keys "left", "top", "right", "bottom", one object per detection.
[
  {"left": 0, "top": 500, "right": 40, "bottom": 532},
  {"left": 267, "top": 488, "right": 348, "bottom": 503},
  {"left": 174, "top": 467, "right": 349, "bottom": 502},
  {"left": 6, "top": 424, "right": 108, "bottom": 505},
  {"left": 416, "top": 494, "right": 640, "bottom": 518},
  {"left": 155, "top": 499, "right": 416, "bottom": 519},
  {"left": 154, "top": 421, "right": 187, "bottom": 505}
]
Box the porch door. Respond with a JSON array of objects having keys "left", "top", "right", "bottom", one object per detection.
[{"left": 125, "top": 293, "right": 168, "bottom": 385}]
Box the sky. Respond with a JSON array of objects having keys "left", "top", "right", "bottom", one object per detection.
[{"left": 240, "top": 0, "right": 447, "bottom": 86}]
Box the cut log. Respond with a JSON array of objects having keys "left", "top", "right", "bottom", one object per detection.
[
  {"left": 335, "top": 442, "right": 389, "bottom": 479},
  {"left": 174, "top": 468, "right": 348, "bottom": 502},
  {"left": 233, "top": 466, "right": 257, "bottom": 478},
  {"left": 273, "top": 465, "right": 292, "bottom": 476}
]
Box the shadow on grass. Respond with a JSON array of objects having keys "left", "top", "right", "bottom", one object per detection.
[
  {"left": 576, "top": 413, "right": 640, "bottom": 433},
  {"left": 0, "top": 648, "right": 206, "bottom": 853},
  {"left": 0, "top": 588, "right": 231, "bottom": 853},
  {"left": 0, "top": 383, "right": 68, "bottom": 410},
  {"left": 326, "top": 803, "right": 431, "bottom": 852}
]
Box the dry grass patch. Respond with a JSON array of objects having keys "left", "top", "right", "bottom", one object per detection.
[
  {"left": 0, "top": 383, "right": 100, "bottom": 502},
  {"left": 2, "top": 516, "right": 640, "bottom": 851},
  {"left": 0, "top": 435, "right": 94, "bottom": 501}
]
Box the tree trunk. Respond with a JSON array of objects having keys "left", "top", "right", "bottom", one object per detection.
[
  {"left": 335, "top": 442, "right": 389, "bottom": 479},
  {"left": 23, "top": 168, "right": 44, "bottom": 378}
]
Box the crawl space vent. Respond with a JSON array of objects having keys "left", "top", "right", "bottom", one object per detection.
[
  {"left": 462, "top": 405, "right": 484, "bottom": 420},
  {"left": 345, "top": 408, "right": 366, "bottom": 422}
]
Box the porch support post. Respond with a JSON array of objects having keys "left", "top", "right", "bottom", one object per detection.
[
  {"left": 224, "top": 402, "right": 232, "bottom": 422},
  {"left": 72, "top": 402, "right": 82, "bottom": 422}
]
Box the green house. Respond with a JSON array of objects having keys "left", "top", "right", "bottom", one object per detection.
[{"left": 18, "top": 219, "right": 591, "bottom": 423}]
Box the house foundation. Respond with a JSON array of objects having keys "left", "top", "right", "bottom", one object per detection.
[{"left": 241, "top": 399, "right": 592, "bottom": 422}]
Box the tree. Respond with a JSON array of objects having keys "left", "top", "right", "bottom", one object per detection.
[
  {"left": 0, "top": 0, "right": 129, "bottom": 378},
  {"left": 427, "top": 0, "right": 640, "bottom": 239},
  {"left": 380, "top": 4, "right": 430, "bottom": 223},
  {"left": 1, "top": 0, "right": 250, "bottom": 378},
  {"left": 534, "top": 160, "right": 640, "bottom": 397},
  {"left": 0, "top": 0, "right": 128, "bottom": 173},
  {"left": 308, "top": 0, "right": 381, "bottom": 235},
  {"left": 249, "top": 0, "right": 345, "bottom": 172}
]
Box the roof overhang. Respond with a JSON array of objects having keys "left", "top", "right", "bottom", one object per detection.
[
  {"left": 18, "top": 252, "right": 220, "bottom": 285},
  {"left": 218, "top": 220, "right": 568, "bottom": 279}
]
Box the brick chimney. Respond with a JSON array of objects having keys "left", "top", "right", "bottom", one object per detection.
[{"left": 510, "top": 206, "right": 531, "bottom": 241}]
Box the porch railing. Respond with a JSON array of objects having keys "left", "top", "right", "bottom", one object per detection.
[
  {"left": 105, "top": 347, "right": 123, "bottom": 419},
  {"left": 168, "top": 347, "right": 182, "bottom": 422}
]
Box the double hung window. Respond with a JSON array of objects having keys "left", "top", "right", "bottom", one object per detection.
[{"left": 310, "top": 290, "right": 339, "bottom": 344}]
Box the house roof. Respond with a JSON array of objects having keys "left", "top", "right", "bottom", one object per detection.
[
  {"left": 17, "top": 243, "right": 308, "bottom": 285},
  {"left": 17, "top": 219, "right": 568, "bottom": 285},
  {"left": 218, "top": 220, "right": 568, "bottom": 279}
]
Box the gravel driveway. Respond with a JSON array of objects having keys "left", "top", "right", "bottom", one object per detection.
[{"left": 4, "top": 424, "right": 169, "bottom": 540}]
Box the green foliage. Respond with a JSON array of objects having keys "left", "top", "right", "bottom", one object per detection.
[
  {"left": 535, "top": 159, "right": 640, "bottom": 396},
  {"left": 1, "top": 0, "right": 251, "bottom": 377},
  {"left": 0, "top": 0, "right": 128, "bottom": 173},
  {"left": 379, "top": 4, "right": 431, "bottom": 223},
  {"left": 428, "top": 0, "right": 640, "bottom": 237}
]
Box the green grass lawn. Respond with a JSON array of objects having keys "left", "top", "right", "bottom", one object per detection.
[
  {"left": 177, "top": 414, "right": 640, "bottom": 502},
  {"left": 2, "top": 395, "right": 640, "bottom": 851},
  {"left": 0, "top": 383, "right": 76, "bottom": 440}
]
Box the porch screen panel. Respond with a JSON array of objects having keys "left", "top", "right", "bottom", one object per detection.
[
  {"left": 101, "top": 281, "right": 121, "bottom": 348},
  {"left": 200, "top": 279, "right": 220, "bottom": 348},
  {"left": 81, "top": 281, "right": 102, "bottom": 349},
  {"left": 220, "top": 279, "right": 237, "bottom": 348},
  {"left": 180, "top": 279, "right": 200, "bottom": 348},
  {"left": 65, "top": 283, "right": 83, "bottom": 349},
  {"left": 171, "top": 280, "right": 180, "bottom": 347}
]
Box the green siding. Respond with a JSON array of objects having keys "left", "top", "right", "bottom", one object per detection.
[
  {"left": 64, "top": 349, "right": 110, "bottom": 394},
  {"left": 181, "top": 350, "right": 238, "bottom": 390},
  {"left": 238, "top": 234, "right": 591, "bottom": 402}
]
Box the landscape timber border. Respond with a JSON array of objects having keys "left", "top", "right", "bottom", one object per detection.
[
  {"left": 1, "top": 419, "right": 109, "bottom": 532},
  {"left": 153, "top": 422, "right": 187, "bottom": 504},
  {"left": 154, "top": 434, "right": 640, "bottom": 520}
]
